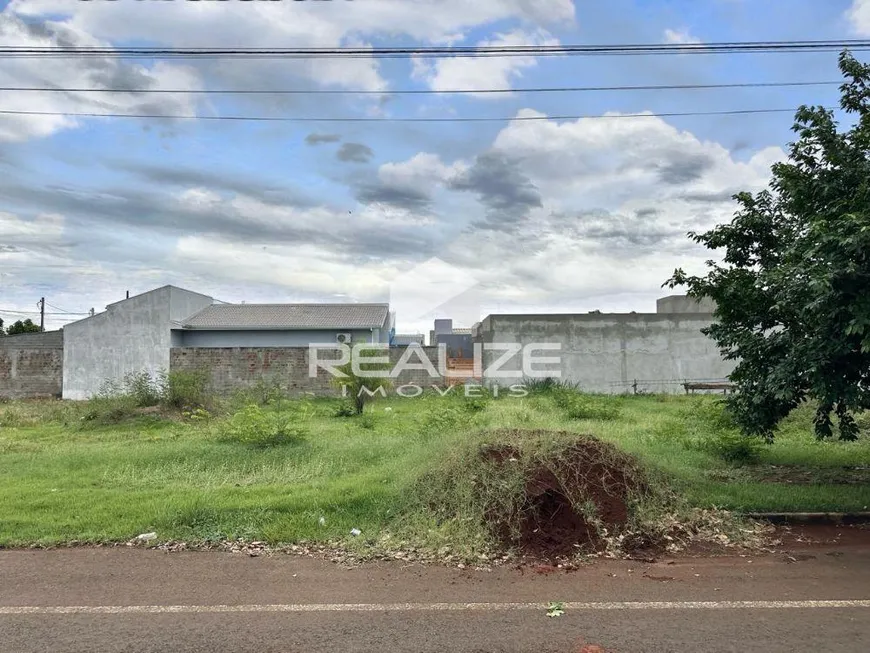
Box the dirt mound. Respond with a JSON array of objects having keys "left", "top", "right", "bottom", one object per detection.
[{"left": 479, "top": 431, "right": 646, "bottom": 558}]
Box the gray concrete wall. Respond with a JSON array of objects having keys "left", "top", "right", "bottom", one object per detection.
[
  {"left": 657, "top": 295, "right": 717, "bottom": 314},
  {"left": 477, "top": 314, "right": 734, "bottom": 394},
  {"left": 0, "top": 331, "right": 64, "bottom": 399},
  {"left": 63, "top": 286, "right": 213, "bottom": 400},
  {"left": 174, "top": 329, "right": 378, "bottom": 348},
  {"left": 170, "top": 346, "right": 445, "bottom": 396}
]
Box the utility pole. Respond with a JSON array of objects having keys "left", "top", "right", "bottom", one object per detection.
[{"left": 38, "top": 297, "right": 45, "bottom": 331}]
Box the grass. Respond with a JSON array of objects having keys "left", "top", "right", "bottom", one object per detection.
[{"left": 1, "top": 390, "right": 869, "bottom": 548}]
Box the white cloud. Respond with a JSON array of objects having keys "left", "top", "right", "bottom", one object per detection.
[
  {"left": 378, "top": 153, "right": 465, "bottom": 194},
  {"left": 173, "top": 237, "right": 398, "bottom": 301},
  {"left": 0, "top": 14, "right": 201, "bottom": 142},
  {"left": 848, "top": 0, "right": 870, "bottom": 35},
  {"left": 8, "top": 0, "right": 575, "bottom": 98},
  {"left": 10, "top": 0, "right": 575, "bottom": 45},
  {"left": 663, "top": 28, "right": 701, "bottom": 44},
  {"left": 0, "top": 212, "right": 64, "bottom": 240},
  {"left": 412, "top": 29, "right": 560, "bottom": 95}
]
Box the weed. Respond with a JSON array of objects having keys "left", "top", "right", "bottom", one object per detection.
[
  {"left": 221, "top": 404, "right": 307, "bottom": 448},
  {"left": 230, "top": 379, "right": 288, "bottom": 408},
  {"left": 333, "top": 402, "right": 357, "bottom": 418},
  {"left": 524, "top": 377, "right": 580, "bottom": 395},
  {"left": 558, "top": 393, "right": 621, "bottom": 421},
  {"left": 421, "top": 404, "right": 467, "bottom": 433},
  {"left": 161, "top": 370, "right": 210, "bottom": 409},
  {"left": 359, "top": 412, "right": 379, "bottom": 430},
  {"left": 700, "top": 432, "right": 766, "bottom": 465}
]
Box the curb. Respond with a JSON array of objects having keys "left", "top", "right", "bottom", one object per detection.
[{"left": 744, "top": 512, "right": 870, "bottom": 526}]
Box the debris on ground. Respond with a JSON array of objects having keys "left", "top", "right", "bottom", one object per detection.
[
  {"left": 545, "top": 601, "right": 565, "bottom": 618},
  {"left": 127, "top": 532, "right": 157, "bottom": 545}
]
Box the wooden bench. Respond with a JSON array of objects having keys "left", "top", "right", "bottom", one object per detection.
[{"left": 683, "top": 382, "right": 737, "bottom": 395}]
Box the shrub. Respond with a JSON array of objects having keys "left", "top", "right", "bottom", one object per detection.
[
  {"left": 702, "top": 432, "right": 766, "bottom": 465},
  {"left": 161, "top": 370, "right": 210, "bottom": 409},
  {"left": 123, "top": 371, "right": 163, "bottom": 407},
  {"left": 231, "top": 379, "right": 288, "bottom": 408},
  {"left": 222, "top": 404, "right": 307, "bottom": 447},
  {"left": 333, "top": 402, "right": 357, "bottom": 418}
]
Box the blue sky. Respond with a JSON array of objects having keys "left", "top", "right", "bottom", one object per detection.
[{"left": 0, "top": 0, "right": 868, "bottom": 333}]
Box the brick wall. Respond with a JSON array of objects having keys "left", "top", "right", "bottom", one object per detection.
[
  {"left": 169, "top": 346, "right": 449, "bottom": 396},
  {"left": 0, "top": 331, "right": 64, "bottom": 399}
]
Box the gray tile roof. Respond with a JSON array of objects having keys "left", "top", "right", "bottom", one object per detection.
[{"left": 181, "top": 303, "right": 390, "bottom": 330}]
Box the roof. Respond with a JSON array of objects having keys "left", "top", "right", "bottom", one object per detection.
[{"left": 181, "top": 303, "right": 390, "bottom": 331}]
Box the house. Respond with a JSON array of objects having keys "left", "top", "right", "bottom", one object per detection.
[
  {"left": 175, "top": 303, "right": 392, "bottom": 347},
  {"left": 391, "top": 333, "right": 426, "bottom": 346},
  {"left": 62, "top": 285, "right": 391, "bottom": 400}
]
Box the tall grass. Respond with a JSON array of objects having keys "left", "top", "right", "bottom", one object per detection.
[{"left": 1, "top": 392, "right": 869, "bottom": 548}]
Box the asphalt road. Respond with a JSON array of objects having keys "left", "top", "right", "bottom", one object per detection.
[{"left": 2, "top": 536, "right": 870, "bottom": 652}]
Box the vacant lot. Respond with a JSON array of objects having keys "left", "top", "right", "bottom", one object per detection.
[{"left": 1, "top": 390, "right": 869, "bottom": 549}]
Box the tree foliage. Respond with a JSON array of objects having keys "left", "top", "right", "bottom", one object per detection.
[
  {"left": 667, "top": 51, "right": 870, "bottom": 441},
  {"left": 5, "top": 319, "right": 42, "bottom": 335}
]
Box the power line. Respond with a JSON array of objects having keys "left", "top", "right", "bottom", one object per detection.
[
  {"left": 0, "top": 308, "right": 88, "bottom": 316},
  {"left": 0, "top": 107, "right": 813, "bottom": 124},
  {"left": 0, "top": 80, "right": 844, "bottom": 96},
  {"left": 1, "top": 39, "right": 869, "bottom": 59},
  {"left": 45, "top": 301, "right": 84, "bottom": 315}
]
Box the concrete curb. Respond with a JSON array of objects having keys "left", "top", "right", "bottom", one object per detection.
[{"left": 744, "top": 512, "right": 870, "bottom": 526}]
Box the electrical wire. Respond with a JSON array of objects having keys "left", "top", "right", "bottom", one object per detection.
[
  {"left": 0, "top": 80, "right": 844, "bottom": 96},
  {"left": 1, "top": 40, "right": 869, "bottom": 59},
  {"left": 0, "top": 309, "right": 88, "bottom": 316},
  {"left": 0, "top": 107, "right": 816, "bottom": 124}
]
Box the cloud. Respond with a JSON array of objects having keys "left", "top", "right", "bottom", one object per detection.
[
  {"left": 663, "top": 28, "right": 702, "bottom": 44},
  {"left": 117, "top": 161, "right": 317, "bottom": 208},
  {"left": 356, "top": 183, "right": 433, "bottom": 211},
  {"left": 0, "top": 13, "right": 201, "bottom": 142},
  {"left": 337, "top": 142, "right": 375, "bottom": 164},
  {"left": 355, "top": 153, "right": 461, "bottom": 210},
  {"left": 11, "top": 0, "right": 575, "bottom": 46},
  {"left": 411, "top": 29, "right": 559, "bottom": 95},
  {"left": 448, "top": 151, "right": 542, "bottom": 227},
  {"left": 8, "top": 0, "right": 576, "bottom": 105},
  {"left": 305, "top": 133, "right": 342, "bottom": 146},
  {"left": 656, "top": 153, "right": 716, "bottom": 185},
  {"left": 848, "top": 0, "right": 870, "bottom": 34}
]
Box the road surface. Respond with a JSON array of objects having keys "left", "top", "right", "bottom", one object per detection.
[{"left": 1, "top": 535, "right": 869, "bottom": 652}]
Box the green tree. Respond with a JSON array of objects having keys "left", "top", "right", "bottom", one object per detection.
[
  {"left": 332, "top": 347, "right": 394, "bottom": 415},
  {"left": 5, "top": 319, "right": 42, "bottom": 335},
  {"left": 0, "top": 317, "right": 4, "bottom": 335},
  {"left": 667, "top": 51, "right": 870, "bottom": 442}
]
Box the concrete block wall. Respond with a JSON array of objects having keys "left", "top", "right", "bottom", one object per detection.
[
  {"left": 477, "top": 314, "right": 734, "bottom": 394},
  {"left": 170, "top": 346, "right": 447, "bottom": 396},
  {"left": 0, "top": 331, "right": 64, "bottom": 399}
]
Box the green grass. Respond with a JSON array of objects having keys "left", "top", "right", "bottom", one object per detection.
[{"left": 1, "top": 391, "right": 869, "bottom": 547}]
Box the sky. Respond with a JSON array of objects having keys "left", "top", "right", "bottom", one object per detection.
[{"left": 0, "top": 0, "right": 868, "bottom": 334}]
